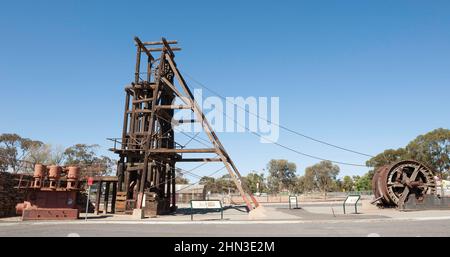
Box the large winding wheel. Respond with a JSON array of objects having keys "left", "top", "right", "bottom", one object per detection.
[{"left": 372, "top": 160, "right": 436, "bottom": 207}]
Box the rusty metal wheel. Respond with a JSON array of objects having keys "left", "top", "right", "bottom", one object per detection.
[{"left": 372, "top": 160, "right": 436, "bottom": 207}]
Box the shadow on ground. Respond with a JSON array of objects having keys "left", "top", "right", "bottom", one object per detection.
[
  {"left": 175, "top": 205, "right": 248, "bottom": 216},
  {"left": 277, "top": 207, "right": 389, "bottom": 220}
]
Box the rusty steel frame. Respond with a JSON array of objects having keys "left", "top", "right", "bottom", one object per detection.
[{"left": 111, "top": 37, "right": 259, "bottom": 214}]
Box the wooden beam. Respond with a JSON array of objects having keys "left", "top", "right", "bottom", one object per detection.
[
  {"left": 134, "top": 36, "right": 154, "bottom": 61},
  {"left": 141, "top": 40, "right": 178, "bottom": 45},
  {"left": 90, "top": 176, "right": 119, "bottom": 182},
  {"left": 156, "top": 105, "right": 191, "bottom": 110},
  {"left": 176, "top": 119, "right": 198, "bottom": 124},
  {"left": 127, "top": 109, "right": 152, "bottom": 114},
  {"left": 125, "top": 165, "right": 144, "bottom": 171},
  {"left": 148, "top": 47, "right": 181, "bottom": 52},
  {"left": 178, "top": 158, "right": 222, "bottom": 162},
  {"left": 162, "top": 37, "right": 175, "bottom": 57},
  {"left": 161, "top": 77, "right": 190, "bottom": 106},
  {"left": 111, "top": 182, "right": 117, "bottom": 214},
  {"left": 149, "top": 148, "right": 217, "bottom": 153},
  {"left": 126, "top": 83, "right": 157, "bottom": 90},
  {"left": 132, "top": 98, "right": 153, "bottom": 104},
  {"left": 95, "top": 181, "right": 102, "bottom": 215},
  {"left": 103, "top": 182, "right": 110, "bottom": 214}
]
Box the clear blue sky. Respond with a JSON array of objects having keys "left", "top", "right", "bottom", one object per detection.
[{"left": 1, "top": 1, "right": 449, "bottom": 180}]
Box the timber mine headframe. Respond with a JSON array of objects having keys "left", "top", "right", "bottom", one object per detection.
[{"left": 109, "top": 36, "right": 259, "bottom": 214}]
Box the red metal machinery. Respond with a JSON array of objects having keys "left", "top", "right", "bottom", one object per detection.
[
  {"left": 16, "top": 164, "right": 82, "bottom": 220},
  {"left": 371, "top": 159, "right": 450, "bottom": 210}
]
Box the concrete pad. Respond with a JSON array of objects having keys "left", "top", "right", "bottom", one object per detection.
[
  {"left": 361, "top": 199, "right": 381, "bottom": 213},
  {"left": 248, "top": 206, "right": 267, "bottom": 220},
  {"left": 132, "top": 209, "right": 145, "bottom": 219}
]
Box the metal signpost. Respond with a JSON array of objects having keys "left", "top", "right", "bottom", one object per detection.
[
  {"left": 85, "top": 177, "right": 94, "bottom": 221},
  {"left": 190, "top": 200, "right": 223, "bottom": 221},
  {"left": 289, "top": 195, "right": 298, "bottom": 209},
  {"left": 343, "top": 194, "right": 361, "bottom": 214}
]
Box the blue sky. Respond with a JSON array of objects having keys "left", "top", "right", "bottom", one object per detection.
[{"left": 1, "top": 1, "right": 449, "bottom": 181}]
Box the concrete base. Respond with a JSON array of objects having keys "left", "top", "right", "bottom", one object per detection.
[
  {"left": 132, "top": 208, "right": 145, "bottom": 219},
  {"left": 248, "top": 206, "right": 268, "bottom": 220},
  {"left": 361, "top": 199, "right": 380, "bottom": 213}
]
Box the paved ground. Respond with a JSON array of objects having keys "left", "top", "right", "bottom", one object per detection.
[
  {"left": 2, "top": 201, "right": 450, "bottom": 236},
  {"left": 1, "top": 219, "right": 450, "bottom": 236}
]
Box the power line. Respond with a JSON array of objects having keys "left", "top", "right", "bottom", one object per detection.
[
  {"left": 182, "top": 72, "right": 375, "bottom": 158},
  {"left": 178, "top": 72, "right": 370, "bottom": 167},
  {"left": 182, "top": 132, "right": 200, "bottom": 148},
  {"left": 148, "top": 159, "right": 225, "bottom": 191},
  {"left": 175, "top": 166, "right": 227, "bottom": 193}
]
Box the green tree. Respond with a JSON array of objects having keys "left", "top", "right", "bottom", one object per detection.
[
  {"left": 367, "top": 128, "right": 450, "bottom": 178},
  {"left": 291, "top": 176, "right": 304, "bottom": 193},
  {"left": 366, "top": 148, "right": 407, "bottom": 171},
  {"left": 342, "top": 175, "right": 354, "bottom": 192},
  {"left": 24, "top": 144, "right": 66, "bottom": 166},
  {"left": 353, "top": 174, "right": 371, "bottom": 191},
  {"left": 267, "top": 159, "right": 297, "bottom": 193},
  {"left": 175, "top": 168, "right": 190, "bottom": 184},
  {"left": 304, "top": 161, "right": 340, "bottom": 198},
  {"left": 300, "top": 171, "right": 316, "bottom": 192},
  {"left": 199, "top": 176, "right": 216, "bottom": 193},
  {"left": 25, "top": 144, "right": 52, "bottom": 167},
  {"left": 64, "top": 144, "right": 114, "bottom": 176},
  {"left": 332, "top": 178, "right": 343, "bottom": 192},
  {"left": 0, "top": 133, "right": 42, "bottom": 173},
  {"left": 64, "top": 144, "right": 99, "bottom": 165},
  {"left": 216, "top": 174, "right": 237, "bottom": 194},
  {"left": 405, "top": 128, "right": 450, "bottom": 175},
  {"left": 243, "top": 172, "right": 266, "bottom": 193}
]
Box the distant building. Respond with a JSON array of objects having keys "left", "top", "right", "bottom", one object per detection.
[{"left": 175, "top": 184, "right": 206, "bottom": 203}]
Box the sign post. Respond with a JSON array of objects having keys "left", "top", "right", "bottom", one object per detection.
[
  {"left": 190, "top": 200, "right": 223, "bottom": 221},
  {"left": 85, "top": 177, "right": 94, "bottom": 221},
  {"left": 289, "top": 195, "right": 298, "bottom": 209},
  {"left": 343, "top": 194, "right": 361, "bottom": 214}
]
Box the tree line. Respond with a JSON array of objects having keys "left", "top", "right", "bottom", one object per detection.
[
  {"left": 199, "top": 128, "right": 450, "bottom": 195},
  {"left": 0, "top": 133, "right": 115, "bottom": 176},
  {"left": 1, "top": 128, "right": 448, "bottom": 193}
]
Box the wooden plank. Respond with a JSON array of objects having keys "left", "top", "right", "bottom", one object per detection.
[
  {"left": 111, "top": 182, "right": 117, "bottom": 214},
  {"left": 134, "top": 36, "right": 154, "bottom": 60},
  {"left": 103, "top": 182, "right": 110, "bottom": 214},
  {"left": 127, "top": 109, "right": 152, "bottom": 114},
  {"left": 90, "top": 176, "right": 119, "bottom": 182},
  {"left": 95, "top": 181, "right": 102, "bottom": 215},
  {"left": 179, "top": 158, "right": 222, "bottom": 162},
  {"left": 176, "top": 119, "right": 198, "bottom": 124},
  {"left": 161, "top": 77, "right": 191, "bottom": 106},
  {"left": 156, "top": 105, "right": 191, "bottom": 110},
  {"left": 125, "top": 165, "right": 144, "bottom": 171},
  {"left": 162, "top": 37, "right": 175, "bottom": 57},
  {"left": 141, "top": 40, "right": 178, "bottom": 45},
  {"left": 126, "top": 83, "right": 157, "bottom": 90},
  {"left": 132, "top": 98, "right": 153, "bottom": 104},
  {"left": 149, "top": 148, "right": 217, "bottom": 153},
  {"left": 148, "top": 47, "right": 181, "bottom": 52}
]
